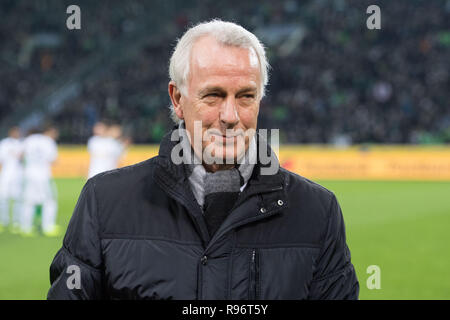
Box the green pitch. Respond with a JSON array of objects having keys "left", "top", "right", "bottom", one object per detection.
[{"left": 0, "top": 178, "right": 449, "bottom": 299}]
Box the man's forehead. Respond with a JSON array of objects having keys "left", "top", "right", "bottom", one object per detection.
[{"left": 190, "top": 36, "right": 260, "bottom": 75}]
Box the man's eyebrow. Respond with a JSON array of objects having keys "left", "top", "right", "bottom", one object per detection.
[
  {"left": 198, "top": 86, "right": 226, "bottom": 96},
  {"left": 236, "top": 87, "right": 257, "bottom": 95},
  {"left": 198, "top": 86, "right": 258, "bottom": 97}
]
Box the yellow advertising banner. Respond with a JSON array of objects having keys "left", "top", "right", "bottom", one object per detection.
[{"left": 51, "top": 145, "right": 450, "bottom": 180}]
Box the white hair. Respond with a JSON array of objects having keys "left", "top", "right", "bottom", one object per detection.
[{"left": 168, "top": 19, "right": 270, "bottom": 123}]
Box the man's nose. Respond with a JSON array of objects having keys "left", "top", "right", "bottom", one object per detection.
[{"left": 220, "top": 97, "right": 240, "bottom": 126}]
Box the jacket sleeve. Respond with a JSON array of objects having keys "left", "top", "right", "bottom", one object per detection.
[
  {"left": 47, "top": 179, "right": 105, "bottom": 299},
  {"left": 308, "top": 194, "right": 359, "bottom": 300}
]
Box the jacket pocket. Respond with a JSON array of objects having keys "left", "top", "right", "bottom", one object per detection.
[{"left": 248, "top": 249, "right": 260, "bottom": 300}]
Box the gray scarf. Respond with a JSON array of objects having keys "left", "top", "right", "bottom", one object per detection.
[{"left": 178, "top": 122, "right": 256, "bottom": 236}]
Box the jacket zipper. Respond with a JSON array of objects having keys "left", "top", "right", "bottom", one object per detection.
[{"left": 249, "top": 249, "right": 260, "bottom": 300}]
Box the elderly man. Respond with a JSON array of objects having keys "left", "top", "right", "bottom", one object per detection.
[{"left": 48, "top": 20, "right": 359, "bottom": 300}]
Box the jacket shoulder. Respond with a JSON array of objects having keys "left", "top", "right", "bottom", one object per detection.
[
  {"left": 280, "top": 167, "right": 334, "bottom": 198},
  {"left": 87, "top": 157, "right": 158, "bottom": 210},
  {"left": 89, "top": 156, "right": 157, "bottom": 187},
  {"left": 85, "top": 157, "right": 162, "bottom": 231},
  {"left": 279, "top": 167, "right": 336, "bottom": 219}
]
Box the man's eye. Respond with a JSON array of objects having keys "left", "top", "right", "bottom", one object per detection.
[
  {"left": 241, "top": 94, "right": 255, "bottom": 99},
  {"left": 205, "top": 93, "right": 220, "bottom": 98}
]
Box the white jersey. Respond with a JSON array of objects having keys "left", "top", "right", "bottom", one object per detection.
[
  {"left": 0, "top": 137, "right": 24, "bottom": 199},
  {"left": 0, "top": 137, "right": 23, "bottom": 174},
  {"left": 23, "top": 134, "right": 58, "bottom": 180},
  {"left": 87, "top": 136, "right": 124, "bottom": 178},
  {"left": 20, "top": 134, "right": 58, "bottom": 233}
]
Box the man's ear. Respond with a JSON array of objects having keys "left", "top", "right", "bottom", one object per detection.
[{"left": 168, "top": 81, "right": 184, "bottom": 120}]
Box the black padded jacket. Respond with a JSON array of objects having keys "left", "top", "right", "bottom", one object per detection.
[{"left": 47, "top": 130, "right": 359, "bottom": 300}]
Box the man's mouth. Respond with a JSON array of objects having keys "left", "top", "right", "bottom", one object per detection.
[{"left": 209, "top": 132, "right": 243, "bottom": 143}]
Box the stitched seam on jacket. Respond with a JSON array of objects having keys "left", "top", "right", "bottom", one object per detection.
[
  {"left": 61, "top": 247, "right": 103, "bottom": 273},
  {"left": 90, "top": 179, "right": 102, "bottom": 250},
  {"left": 247, "top": 248, "right": 253, "bottom": 300},
  {"left": 313, "top": 193, "right": 336, "bottom": 275},
  {"left": 235, "top": 243, "right": 321, "bottom": 249},
  {"left": 310, "top": 261, "right": 354, "bottom": 283},
  {"left": 322, "top": 193, "right": 336, "bottom": 248},
  {"left": 227, "top": 231, "right": 236, "bottom": 299},
  {"left": 257, "top": 248, "right": 261, "bottom": 300},
  {"left": 100, "top": 235, "right": 202, "bottom": 246}
]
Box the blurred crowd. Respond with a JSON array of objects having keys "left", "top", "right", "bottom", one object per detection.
[{"left": 0, "top": 0, "right": 449, "bottom": 144}]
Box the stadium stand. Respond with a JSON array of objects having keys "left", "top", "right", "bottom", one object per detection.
[{"left": 0, "top": 0, "right": 449, "bottom": 144}]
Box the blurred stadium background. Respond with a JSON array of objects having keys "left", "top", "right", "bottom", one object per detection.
[{"left": 0, "top": 0, "right": 449, "bottom": 299}]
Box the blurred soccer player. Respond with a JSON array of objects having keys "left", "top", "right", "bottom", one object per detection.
[
  {"left": 21, "top": 125, "right": 59, "bottom": 236},
  {"left": 0, "top": 127, "right": 24, "bottom": 233},
  {"left": 107, "top": 123, "right": 131, "bottom": 164},
  {"left": 87, "top": 121, "right": 107, "bottom": 178},
  {"left": 87, "top": 122, "right": 127, "bottom": 178}
]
